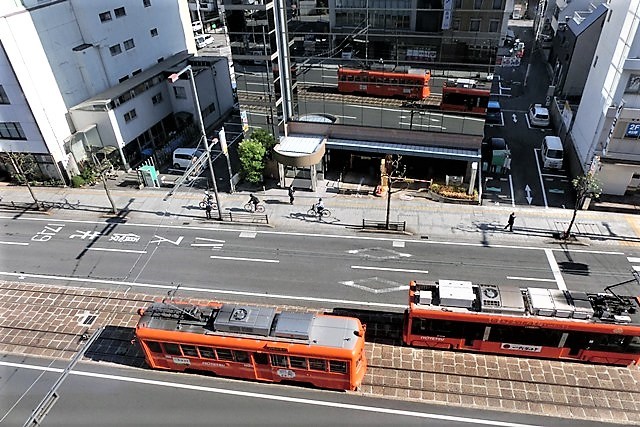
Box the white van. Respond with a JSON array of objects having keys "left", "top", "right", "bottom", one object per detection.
[
  {"left": 172, "top": 148, "right": 203, "bottom": 169},
  {"left": 195, "top": 34, "right": 214, "bottom": 49},
  {"left": 541, "top": 136, "right": 563, "bottom": 169}
]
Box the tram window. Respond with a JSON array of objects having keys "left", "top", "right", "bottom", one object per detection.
[
  {"left": 164, "top": 342, "right": 182, "bottom": 356},
  {"left": 217, "top": 348, "right": 234, "bottom": 361},
  {"left": 254, "top": 353, "right": 269, "bottom": 365},
  {"left": 145, "top": 341, "right": 162, "bottom": 353},
  {"left": 271, "top": 354, "right": 289, "bottom": 367},
  {"left": 628, "top": 336, "right": 640, "bottom": 353},
  {"left": 308, "top": 358, "right": 327, "bottom": 371},
  {"left": 329, "top": 360, "right": 347, "bottom": 374},
  {"left": 197, "top": 346, "right": 216, "bottom": 359},
  {"left": 489, "top": 326, "right": 563, "bottom": 347},
  {"left": 181, "top": 345, "right": 198, "bottom": 357},
  {"left": 587, "top": 334, "right": 635, "bottom": 352},
  {"left": 289, "top": 356, "right": 307, "bottom": 369},
  {"left": 234, "top": 351, "right": 250, "bottom": 363},
  {"left": 411, "top": 318, "right": 484, "bottom": 340}
]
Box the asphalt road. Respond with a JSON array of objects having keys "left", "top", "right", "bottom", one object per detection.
[
  {"left": 1, "top": 354, "right": 620, "bottom": 427},
  {"left": 0, "top": 215, "right": 635, "bottom": 309}
]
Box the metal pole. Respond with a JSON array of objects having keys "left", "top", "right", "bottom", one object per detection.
[
  {"left": 385, "top": 176, "right": 392, "bottom": 228},
  {"left": 187, "top": 66, "right": 223, "bottom": 220}
]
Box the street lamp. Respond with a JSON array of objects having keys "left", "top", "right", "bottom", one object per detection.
[{"left": 169, "top": 65, "right": 222, "bottom": 220}]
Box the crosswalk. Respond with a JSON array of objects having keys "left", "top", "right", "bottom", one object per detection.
[{"left": 627, "top": 256, "right": 640, "bottom": 272}]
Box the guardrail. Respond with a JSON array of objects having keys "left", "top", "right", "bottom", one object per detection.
[
  {"left": 221, "top": 211, "right": 269, "bottom": 224},
  {"left": 362, "top": 219, "right": 406, "bottom": 232}
]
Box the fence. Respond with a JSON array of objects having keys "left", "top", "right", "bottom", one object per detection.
[
  {"left": 221, "top": 211, "right": 269, "bottom": 224},
  {"left": 362, "top": 219, "right": 406, "bottom": 232}
]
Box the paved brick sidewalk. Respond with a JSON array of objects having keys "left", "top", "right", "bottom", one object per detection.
[{"left": 1, "top": 281, "right": 639, "bottom": 425}]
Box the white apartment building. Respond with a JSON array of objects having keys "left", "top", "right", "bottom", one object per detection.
[
  {"left": 0, "top": 0, "right": 233, "bottom": 182},
  {"left": 571, "top": 0, "right": 640, "bottom": 195}
]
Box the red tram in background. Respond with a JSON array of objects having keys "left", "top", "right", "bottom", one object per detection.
[
  {"left": 403, "top": 279, "right": 640, "bottom": 366},
  {"left": 135, "top": 301, "right": 367, "bottom": 391},
  {"left": 337, "top": 67, "right": 431, "bottom": 100},
  {"left": 439, "top": 79, "right": 490, "bottom": 115}
]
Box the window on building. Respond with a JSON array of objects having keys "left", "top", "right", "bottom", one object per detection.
[
  {"left": 455, "top": 0, "right": 462, "bottom": 8},
  {"left": 625, "top": 74, "right": 640, "bottom": 94},
  {"left": 470, "top": 19, "right": 481, "bottom": 31},
  {"left": 114, "top": 7, "right": 126, "bottom": 18},
  {"left": 0, "top": 122, "right": 26, "bottom": 140},
  {"left": 110, "top": 44, "right": 122, "bottom": 56},
  {"left": 492, "top": 0, "right": 501, "bottom": 9},
  {"left": 119, "top": 76, "right": 129, "bottom": 83},
  {"left": 124, "top": 39, "right": 135, "bottom": 50},
  {"left": 150, "top": 28, "right": 158, "bottom": 37},
  {"left": 151, "top": 92, "right": 163, "bottom": 105},
  {"left": 99, "top": 11, "right": 112, "bottom": 22},
  {"left": 143, "top": 0, "right": 151, "bottom": 6},
  {"left": 593, "top": 55, "right": 598, "bottom": 68},
  {"left": 452, "top": 19, "right": 460, "bottom": 30},
  {"left": 173, "top": 86, "right": 186, "bottom": 99},
  {"left": 124, "top": 109, "right": 137, "bottom": 122},
  {"left": 132, "top": 69, "right": 142, "bottom": 76},
  {"left": 0, "top": 86, "right": 10, "bottom": 104},
  {"left": 489, "top": 20, "right": 499, "bottom": 32},
  {"left": 202, "top": 102, "right": 216, "bottom": 117},
  {"left": 474, "top": 0, "right": 483, "bottom": 9}
]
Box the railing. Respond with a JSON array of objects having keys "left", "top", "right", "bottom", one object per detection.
[
  {"left": 221, "top": 211, "right": 269, "bottom": 224},
  {"left": 362, "top": 219, "right": 406, "bottom": 232}
]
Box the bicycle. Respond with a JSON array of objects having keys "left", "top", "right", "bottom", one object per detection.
[
  {"left": 244, "top": 202, "right": 265, "bottom": 213},
  {"left": 199, "top": 198, "right": 217, "bottom": 210},
  {"left": 307, "top": 206, "right": 331, "bottom": 218}
]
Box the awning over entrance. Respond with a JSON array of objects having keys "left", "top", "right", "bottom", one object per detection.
[
  {"left": 273, "top": 134, "right": 326, "bottom": 167},
  {"left": 326, "top": 138, "right": 480, "bottom": 162}
]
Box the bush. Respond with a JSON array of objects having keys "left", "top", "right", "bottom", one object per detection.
[
  {"left": 238, "top": 138, "right": 266, "bottom": 184},
  {"left": 70, "top": 175, "right": 86, "bottom": 188},
  {"left": 430, "top": 184, "right": 477, "bottom": 200}
]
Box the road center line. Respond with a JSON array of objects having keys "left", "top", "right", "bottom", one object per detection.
[
  {"left": 87, "top": 247, "right": 147, "bottom": 254},
  {"left": 0, "top": 271, "right": 404, "bottom": 309},
  {"left": 506, "top": 276, "right": 558, "bottom": 283},
  {"left": 0, "top": 361, "right": 544, "bottom": 427},
  {"left": 0, "top": 241, "right": 29, "bottom": 246},
  {"left": 351, "top": 266, "right": 429, "bottom": 274},
  {"left": 544, "top": 248, "right": 567, "bottom": 290},
  {"left": 210, "top": 255, "right": 279, "bottom": 263}
]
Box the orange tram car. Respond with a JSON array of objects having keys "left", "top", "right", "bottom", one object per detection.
[
  {"left": 403, "top": 280, "right": 640, "bottom": 366},
  {"left": 337, "top": 67, "right": 431, "bottom": 100},
  {"left": 135, "top": 301, "right": 367, "bottom": 391}
]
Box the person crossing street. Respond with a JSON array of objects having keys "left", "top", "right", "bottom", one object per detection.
[{"left": 288, "top": 186, "right": 295, "bottom": 205}]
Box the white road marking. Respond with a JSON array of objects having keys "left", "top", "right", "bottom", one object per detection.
[
  {"left": 507, "top": 276, "right": 558, "bottom": 283},
  {"left": 0, "top": 241, "right": 28, "bottom": 246},
  {"left": 351, "top": 266, "right": 428, "bottom": 274},
  {"left": 341, "top": 280, "right": 409, "bottom": 294},
  {"left": 0, "top": 216, "right": 625, "bottom": 256},
  {"left": 634, "top": 266, "right": 640, "bottom": 272},
  {"left": 191, "top": 243, "right": 224, "bottom": 247},
  {"left": 0, "top": 361, "right": 544, "bottom": 427},
  {"left": 87, "top": 248, "right": 147, "bottom": 254},
  {"left": 191, "top": 237, "right": 225, "bottom": 249},
  {"left": 239, "top": 231, "right": 257, "bottom": 238},
  {"left": 627, "top": 257, "right": 640, "bottom": 263},
  {"left": 544, "top": 248, "right": 567, "bottom": 290},
  {"left": 533, "top": 148, "right": 549, "bottom": 208},
  {"left": 392, "top": 240, "right": 405, "bottom": 248},
  {"left": 0, "top": 271, "right": 404, "bottom": 309},
  {"left": 508, "top": 174, "right": 515, "bottom": 207},
  {"left": 210, "top": 255, "right": 279, "bottom": 263},
  {"left": 150, "top": 235, "right": 184, "bottom": 245}
]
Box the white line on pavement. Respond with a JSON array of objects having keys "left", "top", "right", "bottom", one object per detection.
[
  {"left": 627, "top": 257, "right": 640, "bottom": 263},
  {"left": 210, "top": 255, "right": 279, "bottom": 263},
  {"left": 351, "top": 266, "right": 429, "bottom": 274},
  {"left": 87, "top": 248, "right": 147, "bottom": 254},
  {"left": 533, "top": 148, "right": 549, "bottom": 209},
  {"left": 544, "top": 248, "right": 567, "bottom": 290},
  {"left": 508, "top": 174, "right": 515, "bottom": 207},
  {"left": 0, "top": 241, "right": 28, "bottom": 246},
  {"left": 506, "top": 276, "right": 558, "bottom": 283},
  {"left": 0, "top": 361, "right": 545, "bottom": 427},
  {"left": 0, "top": 271, "right": 404, "bottom": 309}
]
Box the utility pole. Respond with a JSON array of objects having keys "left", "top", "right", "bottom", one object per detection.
[{"left": 384, "top": 155, "right": 406, "bottom": 229}]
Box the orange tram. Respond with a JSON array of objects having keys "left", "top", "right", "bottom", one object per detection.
[
  {"left": 337, "top": 67, "right": 431, "bottom": 100},
  {"left": 403, "top": 280, "right": 640, "bottom": 366},
  {"left": 135, "top": 301, "right": 367, "bottom": 391}
]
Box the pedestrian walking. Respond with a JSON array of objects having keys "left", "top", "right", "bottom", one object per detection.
[
  {"left": 288, "top": 185, "right": 295, "bottom": 205},
  {"left": 504, "top": 212, "right": 516, "bottom": 232},
  {"left": 205, "top": 202, "right": 212, "bottom": 219}
]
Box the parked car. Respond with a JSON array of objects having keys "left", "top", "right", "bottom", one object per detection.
[
  {"left": 528, "top": 104, "right": 550, "bottom": 127},
  {"left": 195, "top": 34, "right": 214, "bottom": 49},
  {"left": 541, "top": 136, "right": 564, "bottom": 169},
  {"left": 192, "top": 21, "right": 203, "bottom": 33},
  {"left": 172, "top": 148, "right": 203, "bottom": 169},
  {"left": 486, "top": 100, "right": 502, "bottom": 124}
]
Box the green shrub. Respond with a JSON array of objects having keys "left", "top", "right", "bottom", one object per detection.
[
  {"left": 238, "top": 138, "right": 266, "bottom": 184},
  {"left": 70, "top": 175, "right": 85, "bottom": 188}
]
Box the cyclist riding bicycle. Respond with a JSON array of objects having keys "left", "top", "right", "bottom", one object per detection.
[
  {"left": 315, "top": 198, "right": 324, "bottom": 214},
  {"left": 249, "top": 194, "right": 260, "bottom": 210},
  {"left": 204, "top": 191, "right": 214, "bottom": 203}
]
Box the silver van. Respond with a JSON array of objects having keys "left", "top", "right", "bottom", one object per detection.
[
  {"left": 541, "top": 136, "right": 563, "bottom": 169},
  {"left": 172, "top": 148, "right": 203, "bottom": 169}
]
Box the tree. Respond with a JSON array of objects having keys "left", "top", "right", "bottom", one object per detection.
[
  {"left": 238, "top": 138, "right": 266, "bottom": 184},
  {"left": 6, "top": 152, "right": 39, "bottom": 204},
  {"left": 563, "top": 172, "right": 602, "bottom": 239},
  {"left": 250, "top": 128, "right": 277, "bottom": 155}
]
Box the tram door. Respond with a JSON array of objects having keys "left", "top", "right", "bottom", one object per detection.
[{"left": 253, "top": 352, "right": 273, "bottom": 381}]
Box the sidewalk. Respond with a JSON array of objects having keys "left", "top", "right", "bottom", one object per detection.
[{"left": 1, "top": 179, "right": 640, "bottom": 248}]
